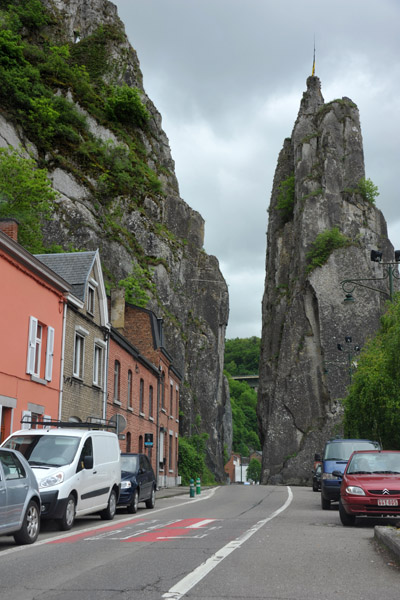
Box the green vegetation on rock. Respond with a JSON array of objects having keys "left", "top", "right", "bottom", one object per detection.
[
  {"left": 305, "top": 227, "right": 352, "bottom": 274},
  {"left": 276, "top": 173, "right": 295, "bottom": 223}
]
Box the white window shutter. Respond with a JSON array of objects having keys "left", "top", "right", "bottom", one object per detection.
[
  {"left": 21, "top": 411, "right": 31, "bottom": 429},
  {"left": 43, "top": 415, "right": 51, "bottom": 428},
  {"left": 45, "top": 326, "right": 55, "bottom": 381},
  {"left": 26, "top": 317, "right": 38, "bottom": 374}
]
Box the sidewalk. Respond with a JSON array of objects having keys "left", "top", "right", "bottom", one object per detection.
[
  {"left": 375, "top": 526, "right": 400, "bottom": 561},
  {"left": 156, "top": 486, "right": 191, "bottom": 499},
  {"left": 156, "top": 485, "right": 213, "bottom": 499}
]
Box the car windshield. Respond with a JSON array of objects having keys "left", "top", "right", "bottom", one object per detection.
[
  {"left": 347, "top": 452, "right": 400, "bottom": 475},
  {"left": 3, "top": 435, "right": 80, "bottom": 467},
  {"left": 324, "top": 441, "right": 379, "bottom": 461},
  {"left": 121, "top": 455, "right": 139, "bottom": 473}
]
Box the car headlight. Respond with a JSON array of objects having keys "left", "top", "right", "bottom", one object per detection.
[
  {"left": 322, "top": 472, "right": 342, "bottom": 480},
  {"left": 345, "top": 486, "right": 365, "bottom": 496},
  {"left": 121, "top": 481, "right": 132, "bottom": 489},
  {"left": 39, "top": 472, "right": 64, "bottom": 488}
]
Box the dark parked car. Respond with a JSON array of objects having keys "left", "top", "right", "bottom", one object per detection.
[
  {"left": 312, "top": 464, "right": 322, "bottom": 491},
  {"left": 0, "top": 448, "right": 41, "bottom": 544},
  {"left": 118, "top": 453, "right": 156, "bottom": 514},
  {"left": 337, "top": 450, "right": 400, "bottom": 526}
]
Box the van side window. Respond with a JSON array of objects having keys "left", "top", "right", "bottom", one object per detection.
[{"left": 77, "top": 437, "right": 93, "bottom": 472}]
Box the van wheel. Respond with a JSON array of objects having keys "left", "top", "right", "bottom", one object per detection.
[
  {"left": 14, "top": 500, "right": 40, "bottom": 545},
  {"left": 127, "top": 490, "right": 139, "bottom": 514},
  {"left": 59, "top": 494, "right": 76, "bottom": 531},
  {"left": 321, "top": 494, "right": 331, "bottom": 510},
  {"left": 339, "top": 500, "right": 356, "bottom": 526},
  {"left": 101, "top": 489, "right": 117, "bottom": 520},
  {"left": 145, "top": 487, "right": 156, "bottom": 509}
]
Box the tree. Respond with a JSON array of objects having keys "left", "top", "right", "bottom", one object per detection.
[
  {"left": 0, "top": 148, "right": 56, "bottom": 253},
  {"left": 246, "top": 458, "right": 261, "bottom": 483},
  {"left": 228, "top": 376, "right": 260, "bottom": 455},
  {"left": 344, "top": 293, "right": 400, "bottom": 449},
  {"left": 224, "top": 337, "right": 260, "bottom": 376}
]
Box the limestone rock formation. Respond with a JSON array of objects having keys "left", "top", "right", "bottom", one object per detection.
[
  {"left": 0, "top": 0, "right": 231, "bottom": 478},
  {"left": 258, "top": 76, "right": 396, "bottom": 485}
]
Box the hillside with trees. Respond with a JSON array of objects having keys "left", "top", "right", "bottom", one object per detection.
[{"left": 224, "top": 337, "right": 261, "bottom": 456}]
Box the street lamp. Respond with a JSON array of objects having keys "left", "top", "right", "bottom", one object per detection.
[
  {"left": 341, "top": 250, "right": 400, "bottom": 302},
  {"left": 337, "top": 336, "right": 361, "bottom": 384}
]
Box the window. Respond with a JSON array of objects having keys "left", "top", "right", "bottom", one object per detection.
[
  {"left": 170, "top": 383, "right": 173, "bottom": 416},
  {"left": 0, "top": 450, "right": 26, "bottom": 480},
  {"left": 73, "top": 333, "right": 85, "bottom": 378},
  {"left": 26, "top": 317, "right": 55, "bottom": 382},
  {"left": 113, "top": 361, "right": 120, "bottom": 403},
  {"left": 149, "top": 385, "right": 153, "bottom": 418},
  {"left": 127, "top": 370, "right": 133, "bottom": 409},
  {"left": 176, "top": 387, "right": 179, "bottom": 419},
  {"left": 93, "top": 343, "right": 103, "bottom": 387},
  {"left": 139, "top": 379, "right": 144, "bottom": 414},
  {"left": 126, "top": 432, "right": 131, "bottom": 453},
  {"left": 87, "top": 284, "right": 95, "bottom": 315}
]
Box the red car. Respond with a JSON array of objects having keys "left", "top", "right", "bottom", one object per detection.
[{"left": 337, "top": 450, "right": 400, "bottom": 526}]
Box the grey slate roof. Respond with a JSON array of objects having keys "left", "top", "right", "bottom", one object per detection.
[{"left": 35, "top": 251, "right": 97, "bottom": 301}]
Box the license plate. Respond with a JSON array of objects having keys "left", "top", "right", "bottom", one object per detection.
[{"left": 377, "top": 498, "right": 398, "bottom": 506}]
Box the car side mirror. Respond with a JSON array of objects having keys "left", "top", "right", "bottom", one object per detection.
[
  {"left": 332, "top": 470, "right": 343, "bottom": 478},
  {"left": 84, "top": 455, "right": 94, "bottom": 470}
]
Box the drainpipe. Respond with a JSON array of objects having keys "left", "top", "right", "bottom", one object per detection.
[
  {"left": 102, "top": 326, "right": 110, "bottom": 421},
  {"left": 156, "top": 366, "right": 161, "bottom": 488},
  {"left": 58, "top": 299, "right": 68, "bottom": 420}
]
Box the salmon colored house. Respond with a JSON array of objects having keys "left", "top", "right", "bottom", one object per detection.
[{"left": 0, "top": 222, "right": 70, "bottom": 440}]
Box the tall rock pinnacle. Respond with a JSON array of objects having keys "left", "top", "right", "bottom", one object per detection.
[{"left": 258, "top": 76, "right": 396, "bottom": 484}]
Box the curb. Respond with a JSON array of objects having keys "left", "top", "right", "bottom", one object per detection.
[{"left": 374, "top": 526, "right": 400, "bottom": 560}]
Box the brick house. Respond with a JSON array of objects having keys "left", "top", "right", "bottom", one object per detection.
[
  {"left": 0, "top": 222, "right": 70, "bottom": 439},
  {"left": 36, "top": 250, "right": 109, "bottom": 423},
  {"left": 107, "top": 327, "right": 159, "bottom": 474},
  {"left": 110, "top": 290, "right": 182, "bottom": 487}
]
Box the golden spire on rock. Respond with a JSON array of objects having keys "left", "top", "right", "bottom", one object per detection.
[{"left": 311, "top": 37, "right": 316, "bottom": 76}]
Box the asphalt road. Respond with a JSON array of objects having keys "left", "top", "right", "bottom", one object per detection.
[{"left": 1, "top": 485, "right": 399, "bottom": 600}]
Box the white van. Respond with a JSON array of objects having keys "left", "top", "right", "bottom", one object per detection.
[{"left": 2, "top": 427, "right": 121, "bottom": 530}]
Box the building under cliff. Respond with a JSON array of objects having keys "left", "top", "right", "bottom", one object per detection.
[
  {"left": 0, "top": 0, "right": 231, "bottom": 479},
  {"left": 258, "top": 75, "right": 397, "bottom": 485}
]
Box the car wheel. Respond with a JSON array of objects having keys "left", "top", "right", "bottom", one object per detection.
[
  {"left": 312, "top": 482, "right": 318, "bottom": 492},
  {"left": 13, "top": 500, "right": 40, "bottom": 545},
  {"left": 101, "top": 489, "right": 117, "bottom": 520},
  {"left": 321, "top": 494, "right": 331, "bottom": 510},
  {"left": 58, "top": 494, "right": 76, "bottom": 531},
  {"left": 339, "top": 499, "right": 356, "bottom": 526},
  {"left": 127, "top": 489, "right": 139, "bottom": 514},
  {"left": 145, "top": 487, "right": 156, "bottom": 509}
]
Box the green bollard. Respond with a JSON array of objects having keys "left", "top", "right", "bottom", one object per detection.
[
  {"left": 196, "top": 477, "right": 201, "bottom": 495},
  {"left": 189, "top": 478, "right": 195, "bottom": 498}
]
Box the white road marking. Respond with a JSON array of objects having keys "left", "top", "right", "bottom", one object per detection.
[
  {"left": 0, "top": 487, "right": 219, "bottom": 557},
  {"left": 162, "top": 486, "right": 294, "bottom": 600}
]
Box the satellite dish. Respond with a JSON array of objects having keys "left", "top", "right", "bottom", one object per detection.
[{"left": 108, "top": 414, "right": 127, "bottom": 434}]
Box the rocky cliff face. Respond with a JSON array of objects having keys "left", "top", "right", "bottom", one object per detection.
[
  {"left": 0, "top": 0, "right": 231, "bottom": 478},
  {"left": 258, "top": 76, "right": 396, "bottom": 484}
]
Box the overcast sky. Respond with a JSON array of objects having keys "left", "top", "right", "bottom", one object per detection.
[{"left": 113, "top": 0, "right": 400, "bottom": 339}]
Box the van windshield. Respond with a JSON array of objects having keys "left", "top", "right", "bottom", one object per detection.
[
  {"left": 324, "top": 441, "right": 379, "bottom": 461},
  {"left": 3, "top": 435, "right": 80, "bottom": 467}
]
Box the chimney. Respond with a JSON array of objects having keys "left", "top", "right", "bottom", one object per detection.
[
  {"left": 0, "top": 218, "right": 19, "bottom": 242},
  {"left": 111, "top": 288, "right": 126, "bottom": 329}
]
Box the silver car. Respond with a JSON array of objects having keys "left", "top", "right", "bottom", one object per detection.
[{"left": 0, "top": 448, "right": 41, "bottom": 544}]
